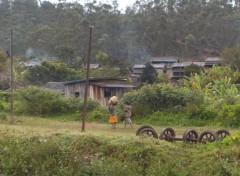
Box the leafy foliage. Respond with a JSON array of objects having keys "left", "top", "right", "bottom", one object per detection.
[
  {"left": 184, "top": 64, "right": 204, "bottom": 77},
  {"left": 218, "top": 104, "right": 240, "bottom": 127},
  {"left": 140, "top": 63, "right": 157, "bottom": 84},
  {"left": 21, "top": 61, "right": 84, "bottom": 85},
  {"left": 0, "top": 132, "right": 240, "bottom": 176},
  {"left": 120, "top": 83, "right": 204, "bottom": 116},
  {"left": 184, "top": 66, "right": 240, "bottom": 104},
  {"left": 0, "top": 0, "right": 239, "bottom": 62},
  {"left": 16, "top": 86, "right": 83, "bottom": 115},
  {"left": 222, "top": 44, "right": 240, "bottom": 71}
]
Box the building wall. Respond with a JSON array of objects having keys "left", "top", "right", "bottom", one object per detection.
[{"left": 65, "top": 83, "right": 134, "bottom": 105}]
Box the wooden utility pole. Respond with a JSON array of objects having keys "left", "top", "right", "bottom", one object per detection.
[
  {"left": 10, "top": 0, "right": 14, "bottom": 124},
  {"left": 82, "top": 26, "right": 93, "bottom": 132}
]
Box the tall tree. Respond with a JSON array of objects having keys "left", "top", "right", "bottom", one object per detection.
[{"left": 140, "top": 62, "right": 157, "bottom": 84}]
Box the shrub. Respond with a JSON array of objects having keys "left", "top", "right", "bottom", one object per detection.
[
  {"left": 16, "top": 86, "right": 82, "bottom": 115},
  {"left": 88, "top": 109, "right": 109, "bottom": 122},
  {"left": 185, "top": 104, "right": 218, "bottom": 120},
  {"left": 0, "top": 112, "right": 7, "bottom": 122},
  {"left": 120, "top": 83, "right": 204, "bottom": 117},
  {"left": 218, "top": 104, "right": 240, "bottom": 127}
]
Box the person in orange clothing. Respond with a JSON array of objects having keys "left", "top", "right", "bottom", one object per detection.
[{"left": 108, "top": 97, "right": 118, "bottom": 129}]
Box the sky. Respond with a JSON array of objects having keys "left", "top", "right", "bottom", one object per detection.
[{"left": 48, "top": 0, "right": 136, "bottom": 11}]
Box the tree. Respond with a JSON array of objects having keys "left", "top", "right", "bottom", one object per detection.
[
  {"left": 21, "top": 61, "right": 84, "bottom": 85},
  {"left": 0, "top": 47, "right": 8, "bottom": 72},
  {"left": 222, "top": 44, "right": 240, "bottom": 71},
  {"left": 55, "top": 45, "right": 75, "bottom": 67},
  {"left": 184, "top": 64, "right": 204, "bottom": 77},
  {"left": 0, "top": 47, "right": 10, "bottom": 90},
  {"left": 140, "top": 63, "right": 157, "bottom": 84}
]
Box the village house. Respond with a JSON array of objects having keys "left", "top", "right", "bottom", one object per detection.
[
  {"left": 151, "top": 57, "right": 179, "bottom": 80},
  {"left": 131, "top": 64, "right": 145, "bottom": 82},
  {"left": 131, "top": 57, "right": 178, "bottom": 82},
  {"left": 151, "top": 57, "right": 179, "bottom": 68},
  {"left": 64, "top": 77, "right": 136, "bottom": 106},
  {"left": 204, "top": 57, "right": 221, "bottom": 68},
  {"left": 171, "top": 62, "right": 205, "bottom": 82}
]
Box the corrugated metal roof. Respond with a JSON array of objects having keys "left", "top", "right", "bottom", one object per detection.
[
  {"left": 172, "top": 62, "right": 205, "bottom": 67},
  {"left": 90, "top": 82, "right": 136, "bottom": 88},
  {"left": 65, "top": 77, "right": 127, "bottom": 85},
  {"left": 151, "top": 57, "right": 178, "bottom": 63},
  {"left": 151, "top": 64, "right": 166, "bottom": 68},
  {"left": 133, "top": 64, "right": 145, "bottom": 68},
  {"left": 205, "top": 57, "right": 221, "bottom": 62}
]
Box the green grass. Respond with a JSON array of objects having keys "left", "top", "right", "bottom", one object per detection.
[{"left": 0, "top": 115, "right": 240, "bottom": 176}]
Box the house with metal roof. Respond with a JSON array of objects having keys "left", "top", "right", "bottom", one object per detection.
[
  {"left": 64, "top": 77, "right": 136, "bottom": 105},
  {"left": 151, "top": 57, "right": 179, "bottom": 68},
  {"left": 131, "top": 64, "right": 145, "bottom": 82},
  {"left": 171, "top": 62, "right": 205, "bottom": 82},
  {"left": 150, "top": 57, "right": 179, "bottom": 80},
  {"left": 204, "top": 57, "right": 221, "bottom": 68},
  {"left": 151, "top": 64, "right": 166, "bottom": 74}
]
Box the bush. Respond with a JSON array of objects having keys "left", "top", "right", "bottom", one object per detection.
[
  {"left": 88, "top": 109, "right": 109, "bottom": 122},
  {"left": 185, "top": 104, "right": 218, "bottom": 120},
  {"left": 0, "top": 112, "right": 7, "bottom": 122},
  {"left": 120, "top": 83, "right": 204, "bottom": 117},
  {"left": 218, "top": 104, "right": 240, "bottom": 127},
  {"left": 16, "top": 86, "right": 83, "bottom": 115}
]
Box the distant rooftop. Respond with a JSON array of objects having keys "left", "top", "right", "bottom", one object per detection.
[
  {"left": 90, "top": 82, "right": 136, "bottom": 88},
  {"left": 65, "top": 77, "right": 127, "bottom": 85},
  {"left": 133, "top": 64, "right": 145, "bottom": 69},
  {"left": 151, "top": 57, "right": 179, "bottom": 63},
  {"left": 151, "top": 64, "right": 166, "bottom": 69},
  {"left": 205, "top": 57, "right": 221, "bottom": 62},
  {"left": 44, "top": 82, "right": 65, "bottom": 92},
  {"left": 172, "top": 62, "right": 205, "bottom": 67}
]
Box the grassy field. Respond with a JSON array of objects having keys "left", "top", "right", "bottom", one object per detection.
[
  {"left": 0, "top": 115, "right": 236, "bottom": 138},
  {"left": 0, "top": 116, "right": 240, "bottom": 176}
]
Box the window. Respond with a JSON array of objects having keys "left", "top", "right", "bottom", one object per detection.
[
  {"left": 104, "top": 88, "right": 111, "bottom": 97},
  {"left": 74, "top": 92, "right": 80, "bottom": 98}
]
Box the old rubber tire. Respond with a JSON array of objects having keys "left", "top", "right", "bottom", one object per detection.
[
  {"left": 198, "top": 130, "right": 217, "bottom": 144},
  {"left": 138, "top": 127, "right": 158, "bottom": 139},
  {"left": 159, "top": 127, "right": 176, "bottom": 141},
  {"left": 136, "top": 125, "right": 154, "bottom": 136},
  {"left": 216, "top": 129, "right": 230, "bottom": 141},
  {"left": 183, "top": 129, "right": 198, "bottom": 143}
]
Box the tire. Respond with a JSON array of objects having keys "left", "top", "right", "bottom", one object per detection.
[
  {"left": 159, "top": 127, "right": 176, "bottom": 141},
  {"left": 138, "top": 127, "right": 158, "bottom": 139},
  {"left": 136, "top": 125, "right": 154, "bottom": 136},
  {"left": 216, "top": 129, "right": 230, "bottom": 141},
  {"left": 183, "top": 129, "right": 198, "bottom": 144},
  {"left": 198, "top": 130, "right": 217, "bottom": 144}
]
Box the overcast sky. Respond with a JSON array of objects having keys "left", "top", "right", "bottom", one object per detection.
[{"left": 47, "top": 0, "right": 136, "bottom": 10}]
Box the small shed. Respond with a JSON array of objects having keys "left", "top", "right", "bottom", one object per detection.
[{"left": 64, "top": 77, "right": 136, "bottom": 105}]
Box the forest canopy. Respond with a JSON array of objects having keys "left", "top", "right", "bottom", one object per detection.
[{"left": 0, "top": 0, "right": 239, "bottom": 64}]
